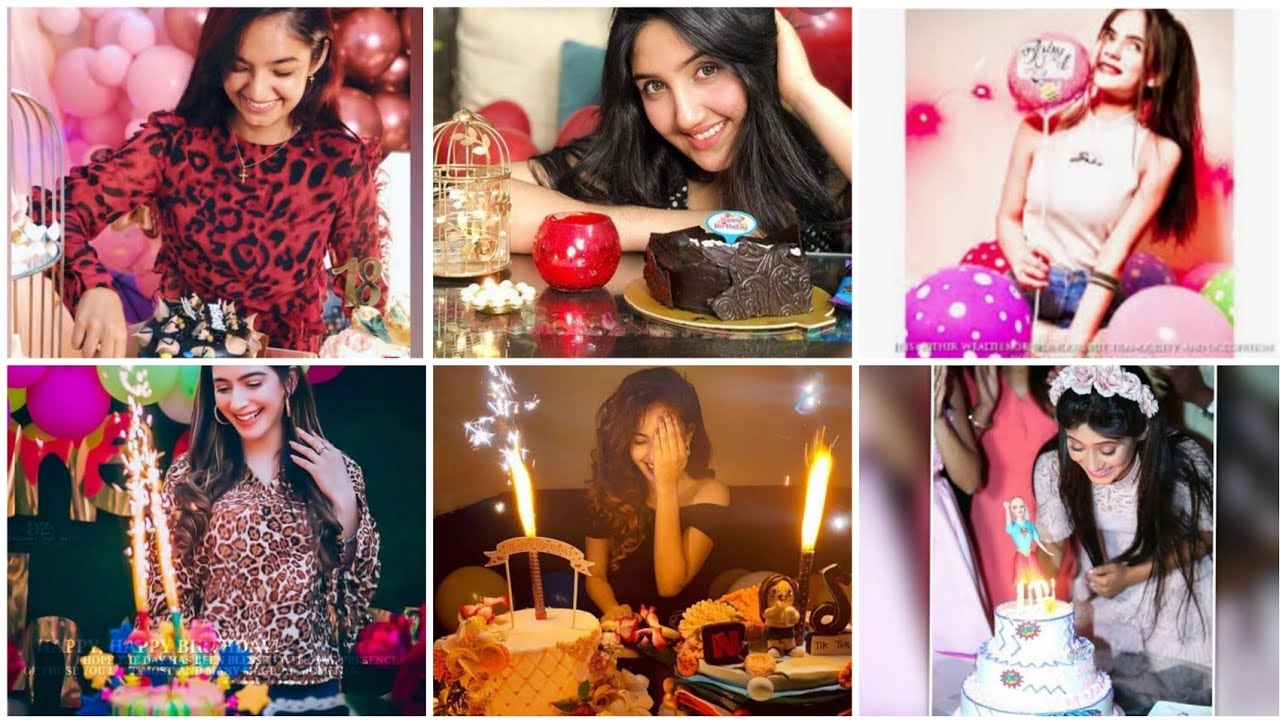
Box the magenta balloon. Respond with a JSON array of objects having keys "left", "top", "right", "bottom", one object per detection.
[
  {"left": 117, "top": 14, "right": 157, "bottom": 55},
  {"left": 37, "top": 8, "right": 82, "bottom": 36},
  {"left": 905, "top": 265, "right": 1032, "bottom": 358},
  {"left": 1102, "top": 286, "right": 1233, "bottom": 358},
  {"left": 1178, "top": 262, "right": 1230, "bottom": 293},
  {"left": 90, "top": 44, "right": 133, "bottom": 87},
  {"left": 53, "top": 47, "right": 119, "bottom": 118},
  {"left": 126, "top": 45, "right": 194, "bottom": 117},
  {"left": 27, "top": 367, "right": 112, "bottom": 440},
  {"left": 307, "top": 366, "right": 345, "bottom": 384},
  {"left": 8, "top": 366, "right": 48, "bottom": 389}
]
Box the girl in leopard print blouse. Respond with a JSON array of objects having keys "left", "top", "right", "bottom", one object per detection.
[{"left": 147, "top": 365, "right": 380, "bottom": 709}]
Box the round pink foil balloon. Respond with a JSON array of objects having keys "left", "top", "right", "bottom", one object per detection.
[
  {"left": 27, "top": 367, "right": 111, "bottom": 440},
  {"left": 126, "top": 45, "right": 194, "bottom": 117},
  {"left": 52, "top": 47, "right": 118, "bottom": 118},
  {"left": 90, "top": 45, "right": 133, "bottom": 87},
  {"left": 906, "top": 265, "right": 1032, "bottom": 358},
  {"left": 1102, "top": 286, "right": 1233, "bottom": 358},
  {"left": 37, "top": 8, "right": 82, "bottom": 36},
  {"left": 1178, "top": 261, "right": 1230, "bottom": 292},
  {"left": 1007, "top": 33, "right": 1091, "bottom": 115}
]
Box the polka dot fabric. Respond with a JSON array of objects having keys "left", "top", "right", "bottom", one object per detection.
[
  {"left": 905, "top": 265, "right": 1032, "bottom": 358},
  {"left": 959, "top": 239, "right": 1011, "bottom": 274}
]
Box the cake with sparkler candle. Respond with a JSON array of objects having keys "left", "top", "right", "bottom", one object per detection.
[
  {"left": 75, "top": 368, "right": 258, "bottom": 716},
  {"left": 957, "top": 497, "right": 1117, "bottom": 716}
]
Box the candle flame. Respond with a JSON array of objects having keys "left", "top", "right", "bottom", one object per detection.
[
  {"left": 120, "top": 366, "right": 178, "bottom": 614},
  {"left": 800, "top": 429, "right": 835, "bottom": 552},
  {"left": 505, "top": 446, "right": 536, "bottom": 537}
]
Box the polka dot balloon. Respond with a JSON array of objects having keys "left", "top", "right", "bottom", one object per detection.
[
  {"left": 1120, "top": 250, "right": 1174, "bottom": 297},
  {"left": 1201, "top": 268, "right": 1234, "bottom": 326},
  {"left": 905, "top": 266, "right": 1032, "bottom": 358},
  {"left": 959, "top": 239, "right": 1011, "bottom": 274}
]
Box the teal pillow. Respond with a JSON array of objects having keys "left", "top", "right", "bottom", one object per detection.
[{"left": 558, "top": 40, "right": 605, "bottom": 131}]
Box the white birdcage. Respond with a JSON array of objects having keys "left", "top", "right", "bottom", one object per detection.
[{"left": 433, "top": 108, "right": 512, "bottom": 278}]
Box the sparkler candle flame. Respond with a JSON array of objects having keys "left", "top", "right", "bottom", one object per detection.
[{"left": 796, "top": 428, "right": 835, "bottom": 632}]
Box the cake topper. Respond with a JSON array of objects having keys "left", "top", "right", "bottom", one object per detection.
[
  {"left": 759, "top": 573, "right": 806, "bottom": 659},
  {"left": 1004, "top": 496, "right": 1056, "bottom": 607}
]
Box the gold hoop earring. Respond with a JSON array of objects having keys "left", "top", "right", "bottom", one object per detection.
[{"left": 214, "top": 409, "right": 230, "bottom": 426}]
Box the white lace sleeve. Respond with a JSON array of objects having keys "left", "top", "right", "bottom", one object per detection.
[
  {"left": 1032, "top": 450, "right": 1072, "bottom": 543},
  {"left": 1173, "top": 437, "right": 1214, "bottom": 532}
]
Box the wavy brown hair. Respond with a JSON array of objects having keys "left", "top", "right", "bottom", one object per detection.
[
  {"left": 171, "top": 366, "right": 343, "bottom": 576},
  {"left": 587, "top": 368, "right": 714, "bottom": 572}
]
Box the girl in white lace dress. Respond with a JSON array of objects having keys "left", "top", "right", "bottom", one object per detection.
[{"left": 1032, "top": 366, "right": 1212, "bottom": 669}]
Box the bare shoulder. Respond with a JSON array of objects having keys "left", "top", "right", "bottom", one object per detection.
[
  {"left": 1143, "top": 133, "right": 1182, "bottom": 175},
  {"left": 691, "top": 477, "right": 730, "bottom": 507}
]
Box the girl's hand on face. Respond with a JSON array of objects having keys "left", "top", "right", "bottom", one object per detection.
[
  {"left": 289, "top": 427, "right": 356, "bottom": 513},
  {"left": 1011, "top": 244, "right": 1051, "bottom": 289},
  {"left": 653, "top": 412, "right": 687, "bottom": 493},
  {"left": 774, "top": 10, "right": 820, "bottom": 113},
  {"left": 1085, "top": 562, "right": 1133, "bottom": 599}
]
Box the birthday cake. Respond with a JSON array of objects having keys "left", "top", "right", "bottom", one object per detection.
[
  {"left": 135, "top": 295, "right": 265, "bottom": 358},
  {"left": 106, "top": 678, "right": 227, "bottom": 715},
  {"left": 958, "top": 600, "right": 1117, "bottom": 716},
  {"left": 10, "top": 190, "right": 60, "bottom": 276},
  {"left": 643, "top": 226, "right": 812, "bottom": 321},
  {"left": 319, "top": 303, "right": 409, "bottom": 358}
]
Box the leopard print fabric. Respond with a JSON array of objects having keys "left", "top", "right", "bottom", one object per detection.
[
  {"left": 30, "top": 111, "right": 388, "bottom": 353},
  {"left": 149, "top": 452, "right": 381, "bottom": 684}
]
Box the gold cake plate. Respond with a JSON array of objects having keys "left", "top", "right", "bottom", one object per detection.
[{"left": 623, "top": 279, "right": 836, "bottom": 332}]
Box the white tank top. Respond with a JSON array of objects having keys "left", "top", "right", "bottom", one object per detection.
[{"left": 1023, "top": 111, "right": 1149, "bottom": 271}]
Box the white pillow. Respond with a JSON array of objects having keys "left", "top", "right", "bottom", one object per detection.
[{"left": 456, "top": 8, "right": 611, "bottom": 150}]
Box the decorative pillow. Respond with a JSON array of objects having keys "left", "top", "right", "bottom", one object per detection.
[{"left": 557, "top": 40, "right": 605, "bottom": 131}]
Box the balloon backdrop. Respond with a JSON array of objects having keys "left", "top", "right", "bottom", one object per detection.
[
  {"left": 779, "top": 8, "right": 852, "bottom": 105},
  {"left": 33, "top": 7, "right": 415, "bottom": 158},
  {"left": 1200, "top": 268, "right": 1235, "bottom": 326},
  {"left": 434, "top": 566, "right": 507, "bottom": 633},
  {"left": 97, "top": 365, "right": 179, "bottom": 405},
  {"left": 905, "top": 265, "right": 1032, "bottom": 358},
  {"left": 8, "top": 366, "right": 48, "bottom": 389},
  {"left": 1120, "top": 251, "right": 1174, "bottom": 297},
  {"left": 1101, "top": 286, "right": 1233, "bottom": 358},
  {"left": 27, "top": 367, "right": 112, "bottom": 440}
]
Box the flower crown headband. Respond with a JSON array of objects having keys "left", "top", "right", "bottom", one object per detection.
[{"left": 1048, "top": 365, "right": 1159, "bottom": 418}]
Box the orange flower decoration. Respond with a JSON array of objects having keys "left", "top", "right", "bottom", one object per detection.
[
  {"left": 676, "top": 648, "right": 700, "bottom": 678},
  {"left": 838, "top": 660, "right": 852, "bottom": 689}
]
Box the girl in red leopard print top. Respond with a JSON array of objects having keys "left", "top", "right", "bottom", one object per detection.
[
  {"left": 148, "top": 365, "right": 379, "bottom": 712},
  {"left": 32, "top": 8, "right": 387, "bottom": 357}
]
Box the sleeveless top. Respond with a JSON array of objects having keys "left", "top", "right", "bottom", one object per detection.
[{"left": 1023, "top": 111, "right": 1150, "bottom": 271}]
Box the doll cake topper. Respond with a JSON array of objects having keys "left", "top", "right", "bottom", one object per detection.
[
  {"left": 1004, "top": 496, "right": 1056, "bottom": 607},
  {"left": 758, "top": 573, "right": 806, "bottom": 659}
]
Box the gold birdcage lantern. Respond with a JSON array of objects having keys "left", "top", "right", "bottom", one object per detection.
[{"left": 433, "top": 108, "right": 511, "bottom": 278}]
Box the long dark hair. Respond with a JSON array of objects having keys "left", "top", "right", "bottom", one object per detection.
[
  {"left": 532, "top": 8, "right": 845, "bottom": 237},
  {"left": 1100, "top": 8, "right": 1202, "bottom": 242},
  {"left": 587, "top": 368, "right": 714, "bottom": 572},
  {"left": 171, "top": 366, "right": 344, "bottom": 574},
  {"left": 1051, "top": 366, "right": 1211, "bottom": 635},
  {"left": 174, "top": 9, "right": 344, "bottom": 131}
]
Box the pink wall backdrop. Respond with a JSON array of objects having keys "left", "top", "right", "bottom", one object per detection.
[{"left": 905, "top": 9, "right": 1234, "bottom": 285}]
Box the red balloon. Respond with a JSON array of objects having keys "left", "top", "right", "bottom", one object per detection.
[
  {"left": 477, "top": 99, "right": 531, "bottom": 137},
  {"left": 379, "top": 53, "right": 410, "bottom": 93},
  {"left": 778, "top": 7, "right": 852, "bottom": 105},
  {"left": 400, "top": 9, "right": 419, "bottom": 56},
  {"left": 496, "top": 127, "right": 538, "bottom": 163},
  {"left": 163, "top": 7, "right": 208, "bottom": 55},
  {"left": 374, "top": 92, "right": 411, "bottom": 153},
  {"left": 337, "top": 87, "right": 383, "bottom": 142},
  {"left": 556, "top": 105, "right": 602, "bottom": 147},
  {"left": 335, "top": 8, "right": 403, "bottom": 83},
  {"left": 959, "top": 239, "right": 1011, "bottom": 274}
]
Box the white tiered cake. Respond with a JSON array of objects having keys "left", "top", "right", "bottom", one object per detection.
[
  {"left": 959, "top": 600, "right": 1118, "bottom": 716},
  {"left": 483, "top": 608, "right": 601, "bottom": 716}
]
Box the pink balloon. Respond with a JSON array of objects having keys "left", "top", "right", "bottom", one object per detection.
[
  {"left": 1007, "top": 33, "right": 1092, "bottom": 115},
  {"left": 1178, "top": 262, "right": 1230, "bottom": 293},
  {"left": 93, "top": 228, "right": 149, "bottom": 271},
  {"left": 164, "top": 7, "right": 209, "bottom": 56},
  {"left": 148, "top": 8, "right": 170, "bottom": 46},
  {"left": 93, "top": 9, "right": 140, "bottom": 49},
  {"left": 65, "top": 139, "right": 90, "bottom": 167},
  {"left": 8, "top": 366, "right": 48, "bottom": 389},
  {"left": 307, "top": 366, "right": 345, "bottom": 384},
  {"left": 80, "top": 112, "right": 127, "bottom": 146},
  {"left": 90, "top": 44, "right": 133, "bottom": 87},
  {"left": 52, "top": 47, "right": 118, "bottom": 118},
  {"left": 27, "top": 367, "right": 112, "bottom": 440},
  {"left": 83, "top": 8, "right": 110, "bottom": 21},
  {"left": 117, "top": 14, "right": 157, "bottom": 56},
  {"left": 1101, "top": 286, "right": 1233, "bottom": 358},
  {"left": 38, "top": 8, "right": 82, "bottom": 36},
  {"left": 126, "top": 45, "right": 194, "bottom": 117},
  {"left": 905, "top": 265, "right": 1032, "bottom": 358}
]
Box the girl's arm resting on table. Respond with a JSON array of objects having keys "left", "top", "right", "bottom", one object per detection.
[
  {"left": 510, "top": 178, "right": 707, "bottom": 253},
  {"left": 1067, "top": 137, "right": 1182, "bottom": 354},
  {"left": 585, "top": 536, "right": 620, "bottom": 614}
]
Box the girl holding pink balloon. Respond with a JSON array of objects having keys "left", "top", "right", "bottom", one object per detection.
[
  {"left": 31, "top": 8, "right": 387, "bottom": 357},
  {"left": 996, "top": 10, "right": 1202, "bottom": 356}
]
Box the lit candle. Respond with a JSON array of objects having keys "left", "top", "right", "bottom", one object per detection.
[
  {"left": 506, "top": 445, "right": 546, "bottom": 620},
  {"left": 796, "top": 430, "right": 834, "bottom": 630}
]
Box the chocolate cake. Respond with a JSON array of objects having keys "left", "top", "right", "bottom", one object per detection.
[
  {"left": 643, "top": 226, "right": 812, "bottom": 320},
  {"left": 135, "top": 295, "right": 265, "bottom": 358}
]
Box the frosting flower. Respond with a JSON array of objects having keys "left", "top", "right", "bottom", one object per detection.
[{"left": 676, "top": 648, "right": 700, "bottom": 678}]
